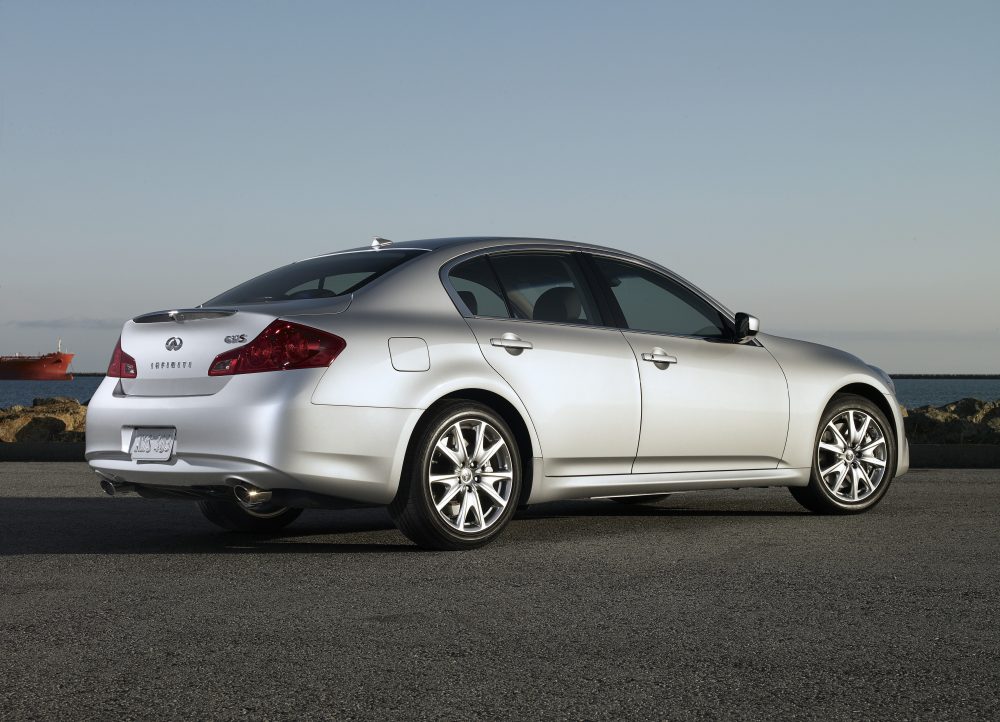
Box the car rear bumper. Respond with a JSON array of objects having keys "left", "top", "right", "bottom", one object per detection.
[{"left": 85, "top": 373, "right": 422, "bottom": 505}]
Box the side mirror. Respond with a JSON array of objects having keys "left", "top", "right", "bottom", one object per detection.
[{"left": 734, "top": 312, "right": 759, "bottom": 342}]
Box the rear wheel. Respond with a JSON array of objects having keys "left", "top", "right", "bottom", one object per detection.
[
  {"left": 197, "top": 499, "right": 302, "bottom": 532},
  {"left": 789, "top": 394, "right": 895, "bottom": 514},
  {"left": 390, "top": 401, "right": 521, "bottom": 550}
]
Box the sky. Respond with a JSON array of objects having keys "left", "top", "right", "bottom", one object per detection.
[{"left": 1, "top": 1, "right": 998, "bottom": 372}]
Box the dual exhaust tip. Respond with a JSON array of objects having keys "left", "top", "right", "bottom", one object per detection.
[{"left": 98, "top": 474, "right": 272, "bottom": 508}]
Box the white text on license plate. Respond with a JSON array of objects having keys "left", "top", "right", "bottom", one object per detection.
[{"left": 129, "top": 428, "right": 176, "bottom": 461}]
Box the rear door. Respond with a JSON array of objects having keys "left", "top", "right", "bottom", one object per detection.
[
  {"left": 450, "top": 252, "right": 641, "bottom": 477},
  {"left": 586, "top": 254, "right": 789, "bottom": 473}
]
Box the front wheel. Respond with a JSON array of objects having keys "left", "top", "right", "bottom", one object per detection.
[
  {"left": 197, "top": 499, "right": 302, "bottom": 532},
  {"left": 389, "top": 401, "right": 522, "bottom": 550},
  {"left": 789, "top": 394, "right": 896, "bottom": 514}
]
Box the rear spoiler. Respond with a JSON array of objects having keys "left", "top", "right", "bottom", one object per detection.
[{"left": 132, "top": 309, "right": 237, "bottom": 324}]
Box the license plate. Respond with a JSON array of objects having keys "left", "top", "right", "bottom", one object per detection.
[{"left": 129, "top": 428, "right": 176, "bottom": 461}]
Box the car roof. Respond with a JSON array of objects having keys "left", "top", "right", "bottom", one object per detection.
[
  {"left": 300, "top": 235, "right": 734, "bottom": 319},
  {"left": 311, "top": 236, "right": 634, "bottom": 259}
]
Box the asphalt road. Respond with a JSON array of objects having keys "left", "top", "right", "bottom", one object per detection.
[{"left": 1, "top": 464, "right": 997, "bottom": 721}]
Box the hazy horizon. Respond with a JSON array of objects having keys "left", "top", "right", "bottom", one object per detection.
[{"left": 2, "top": 1, "right": 998, "bottom": 373}]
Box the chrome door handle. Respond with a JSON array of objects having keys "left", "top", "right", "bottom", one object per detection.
[
  {"left": 641, "top": 351, "right": 677, "bottom": 365},
  {"left": 491, "top": 335, "right": 533, "bottom": 350}
]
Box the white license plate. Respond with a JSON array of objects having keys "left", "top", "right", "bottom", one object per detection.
[{"left": 129, "top": 428, "right": 176, "bottom": 461}]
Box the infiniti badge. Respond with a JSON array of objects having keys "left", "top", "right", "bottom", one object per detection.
[{"left": 165, "top": 337, "right": 183, "bottom": 351}]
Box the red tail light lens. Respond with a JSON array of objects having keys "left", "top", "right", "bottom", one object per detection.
[
  {"left": 209, "top": 320, "right": 346, "bottom": 376},
  {"left": 107, "top": 338, "right": 138, "bottom": 378}
]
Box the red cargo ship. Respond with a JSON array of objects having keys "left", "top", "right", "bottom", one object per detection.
[{"left": 0, "top": 341, "right": 74, "bottom": 381}]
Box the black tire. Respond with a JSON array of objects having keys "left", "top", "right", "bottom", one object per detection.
[
  {"left": 389, "top": 401, "right": 522, "bottom": 550},
  {"left": 789, "top": 393, "right": 896, "bottom": 514},
  {"left": 609, "top": 494, "right": 671, "bottom": 505},
  {"left": 197, "top": 499, "right": 302, "bottom": 532}
]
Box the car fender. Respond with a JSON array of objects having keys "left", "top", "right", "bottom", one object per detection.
[{"left": 760, "top": 334, "right": 906, "bottom": 472}]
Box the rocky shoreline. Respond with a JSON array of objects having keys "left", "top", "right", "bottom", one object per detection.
[
  {"left": 0, "top": 397, "right": 86, "bottom": 444},
  {"left": 903, "top": 397, "right": 1000, "bottom": 445},
  {"left": 1, "top": 396, "right": 1000, "bottom": 446}
]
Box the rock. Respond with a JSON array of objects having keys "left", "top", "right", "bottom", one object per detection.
[
  {"left": 0, "top": 397, "right": 88, "bottom": 443},
  {"left": 904, "top": 398, "right": 1000, "bottom": 444},
  {"left": 32, "top": 396, "right": 79, "bottom": 407}
]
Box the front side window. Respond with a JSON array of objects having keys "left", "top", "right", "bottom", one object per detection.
[
  {"left": 592, "top": 256, "right": 729, "bottom": 338},
  {"left": 448, "top": 256, "right": 510, "bottom": 318},
  {"left": 205, "top": 250, "right": 424, "bottom": 305},
  {"left": 489, "top": 253, "right": 601, "bottom": 325}
]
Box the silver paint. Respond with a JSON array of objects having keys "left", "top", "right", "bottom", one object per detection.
[{"left": 87, "top": 236, "right": 909, "bottom": 510}]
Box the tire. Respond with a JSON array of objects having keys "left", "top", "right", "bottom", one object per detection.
[
  {"left": 389, "top": 401, "right": 522, "bottom": 550},
  {"left": 609, "top": 494, "right": 671, "bottom": 505},
  {"left": 789, "top": 393, "right": 896, "bottom": 514},
  {"left": 197, "top": 499, "right": 302, "bottom": 532}
]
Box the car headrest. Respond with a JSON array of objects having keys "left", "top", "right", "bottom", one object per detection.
[
  {"left": 458, "top": 290, "right": 478, "bottom": 315},
  {"left": 533, "top": 286, "right": 581, "bottom": 323}
]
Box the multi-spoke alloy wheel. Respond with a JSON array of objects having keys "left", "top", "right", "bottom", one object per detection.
[
  {"left": 428, "top": 419, "right": 514, "bottom": 533},
  {"left": 817, "top": 409, "right": 887, "bottom": 502},
  {"left": 790, "top": 393, "right": 896, "bottom": 514},
  {"left": 389, "top": 401, "right": 522, "bottom": 550}
]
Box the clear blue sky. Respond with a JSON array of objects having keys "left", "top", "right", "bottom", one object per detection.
[{"left": 1, "top": 1, "right": 997, "bottom": 372}]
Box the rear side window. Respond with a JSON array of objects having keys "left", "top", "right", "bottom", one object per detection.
[
  {"left": 205, "top": 250, "right": 424, "bottom": 305},
  {"left": 448, "top": 256, "right": 510, "bottom": 318},
  {"left": 489, "top": 253, "right": 601, "bottom": 325}
]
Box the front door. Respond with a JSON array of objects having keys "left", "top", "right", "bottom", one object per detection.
[{"left": 588, "top": 255, "right": 789, "bottom": 473}]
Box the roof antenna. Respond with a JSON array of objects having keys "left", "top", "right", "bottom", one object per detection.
[{"left": 371, "top": 237, "right": 393, "bottom": 250}]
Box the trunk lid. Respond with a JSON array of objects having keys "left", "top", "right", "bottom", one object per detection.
[{"left": 118, "top": 299, "right": 349, "bottom": 396}]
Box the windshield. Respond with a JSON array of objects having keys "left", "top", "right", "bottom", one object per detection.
[{"left": 204, "top": 249, "right": 425, "bottom": 305}]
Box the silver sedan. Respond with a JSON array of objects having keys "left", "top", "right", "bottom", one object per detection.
[{"left": 87, "top": 237, "right": 909, "bottom": 549}]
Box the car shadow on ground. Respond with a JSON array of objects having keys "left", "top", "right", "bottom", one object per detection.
[
  {"left": 518, "top": 499, "right": 809, "bottom": 520},
  {"left": 0, "top": 495, "right": 807, "bottom": 556}
]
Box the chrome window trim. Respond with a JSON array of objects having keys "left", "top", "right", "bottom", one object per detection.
[
  {"left": 438, "top": 243, "right": 758, "bottom": 344},
  {"left": 581, "top": 250, "right": 735, "bottom": 323},
  {"left": 583, "top": 251, "right": 763, "bottom": 346},
  {"left": 439, "top": 245, "right": 613, "bottom": 331}
]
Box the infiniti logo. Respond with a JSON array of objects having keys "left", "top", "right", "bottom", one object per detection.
[{"left": 165, "top": 337, "right": 183, "bottom": 351}]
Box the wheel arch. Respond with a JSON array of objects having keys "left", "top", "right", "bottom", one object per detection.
[
  {"left": 399, "top": 388, "right": 538, "bottom": 508},
  {"left": 828, "top": 382, "right": 907, "bottom": 476},
  {"left": 830, "top": 383, "right": 898, "bottom": 445}
]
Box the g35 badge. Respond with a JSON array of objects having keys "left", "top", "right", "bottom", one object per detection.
[{"left": 224, "top": 334, "right": 248, "bottom": 344}]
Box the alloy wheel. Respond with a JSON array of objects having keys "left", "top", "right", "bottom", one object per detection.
[
  {"left": 816, "top": 409, "right": 888, "bottom": 503},
  {"left": 427, "top": 418, "right": 514, "bottom": 533}
]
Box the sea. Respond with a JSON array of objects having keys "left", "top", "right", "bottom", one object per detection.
[{"left": 1, "top": 376, "right": 999, "bottom": 410}]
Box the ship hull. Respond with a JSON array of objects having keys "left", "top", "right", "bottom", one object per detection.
[{"left": 0, "top": 353, "right": 75, "bottom": 381}]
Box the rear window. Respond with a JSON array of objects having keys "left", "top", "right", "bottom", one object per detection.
[
  {"left": 204, "top": 250, "right": 424, "bottom": 305},
  {"left": 448, "top": 256, "right": 511, "bottom": 318}
]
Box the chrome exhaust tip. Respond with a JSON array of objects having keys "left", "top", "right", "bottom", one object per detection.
[
  {"left": 233, "top": 482, "right": 272, "bottom": 507},
  {"left": 98, "top": 475, "right": 135, "bottom": 496}
]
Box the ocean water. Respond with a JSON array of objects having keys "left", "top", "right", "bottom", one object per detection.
[
  {"left": 892, "top": 379, "right": 1000, "bottom": 408},
  {"left": 0, "top": 377, "right": 105, "bottom": 409}
]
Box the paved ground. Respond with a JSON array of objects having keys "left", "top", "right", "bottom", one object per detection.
[{"left": 1, "top": 464, "right": 997, "bottom": 721}]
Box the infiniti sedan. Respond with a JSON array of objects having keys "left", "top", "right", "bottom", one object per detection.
[{"left": 87, "top": 237, "right": 909, "bottom": 549}]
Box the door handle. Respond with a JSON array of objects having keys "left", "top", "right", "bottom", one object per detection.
[
  {"left": 641, "top": 351, "right": 677, "bottom": 365},
  {"left": 491, "top": 333, "right": 533, "bottom": 353}
]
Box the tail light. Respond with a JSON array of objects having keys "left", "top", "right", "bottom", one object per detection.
[
  {"left": 107, "top": 338, "right": 138, "bottom": 378},
  {"left": 209, "top": 320, "right": 346, "bottom": 376}
]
